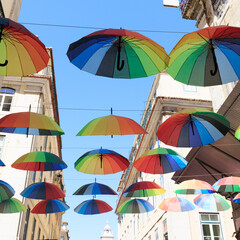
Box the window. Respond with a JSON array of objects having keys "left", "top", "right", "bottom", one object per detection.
[
  {"left": 155, "top": 228, "right": 159, "bottom": 240},
  {"left": 32, "top": 171, "right": 36, "bottom": 182},
  {"left": 0, "top": 135, "right": 5, "bottom": 159},
  {"left": 44, "top": 136, "right": 48, "bottom": 151},
  {"left": 39, "top": 171, "right": 43, "bottom": 182},
  {"left": 23, "top": 207, "right": 30, "bottom": 240},
  {"left": 37, "top": 228, "right": 41, "bottom": 240},
  {"left": 0, "top": 87, "right": 15, "bottom": 111},
  {"left": 31, "top": 218, "right": 36, "bottom": 240},
  {"left": 148, "top": 235, "right": 151, "bottom": 240},
  {"left": 163, "top": 219, "right": 168, "bottom": 240},
  {"left": 200, "top": 213, "right": 223, "bottom": 240}
]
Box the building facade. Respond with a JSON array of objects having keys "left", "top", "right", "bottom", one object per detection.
[
  {"left": 60, "top": 221, "right": 70, "bottom": 240},
  {"left": 116, "top": 72, "right": 235, "bottom": 240}
]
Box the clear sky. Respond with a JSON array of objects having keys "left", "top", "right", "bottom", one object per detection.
[{"left": 18, "top": 1, "right": 197, "bottom": 239}]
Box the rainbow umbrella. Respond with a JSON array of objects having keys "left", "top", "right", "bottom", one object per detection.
[
  {"left": 174, "top": 179, "right": 216, "bottom": 194},
  {"left": 11, "top": 151, "right": 67, "bottom": 171},
  {"left": 0, "top": 198, "right": 26, "bottom": 213},
  {"left": 74, "top": 148, "right": 129, "bottom": 175},
  {"left": 31, "top": 199, "right": 69, "bottom": 214},
  {"left": 159, "top": 196, "right": 195, "bottom": 212},
  {"left": 157, "top": 108, "right": 229, "bottom": 147},
  {"left": 167, "top": 26, "right": 240, "bottom": 86},
  {"left": 233, "top": 193, "right": 240, "bottom": 203},
  {"left": 133, "top": 148, "right": 188, "bottom": 174},
  {"left": 77, "top": 113, "right": 147, "bottom": 136},
  {"left": 67, "top": 28, "right": 169, "bottom": 79},
  {"left": 0, "top": 112, "right": 64, "bottom": 136},
  {"left": 213, "top": 176, "right": 240, "bottom": 192},
  {"left": 235, "top": 126, "right": 240, "bottom": 140},
  {"left": 73, "top": 181, "right": 117, "bottom": 195},
  {"left": 194, "top": 194, "right": 230, "bottom": 211},
  {"left": 122, "top": 181, "right": 166, "bottom": 197},
  {"left": 0, "top": 180, "right": 15, "bottom": 202},
  {"left": 0, "top": 160, "right": 5, "bottom": 166},
  {"left": 21, "top": 182, "right": 65, "bottom": 200},
  {"left": 117, "top": 198, "right": 154, "bottom": 214},
  {"left": 0, "top": 17, "right": 49, "bottom": 76},
  {"left": 74, "top": 199, "right": 113, "bottom": 215}
]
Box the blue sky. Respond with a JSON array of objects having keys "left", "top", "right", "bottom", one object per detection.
[{"left": 19, "top": 1, "right": 197, "bottom": 239}]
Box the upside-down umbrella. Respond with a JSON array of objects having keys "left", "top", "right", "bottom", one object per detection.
[
  {"left": 31, "top": 199, "right": 69, "bottom": 214},
  {"left": 77, "top": 111, "right": 147, "bottom": 136},
  {"left": 67, "top": 28, "right": 169, "bottom": 79},
  {"left": 159, "top": 196, "right": 195, "bottom": 212},
  {"left": 117, "top": 198, "right": 154, "bottom": 213},
  {"left": 73, "top": 180, "right": 117, "bottom": 195},
  {"left": 122, "top": 181, "right": 166, "bottom": 197},
  {"left": 21, "top": 182, "right": 65, "bottom": 200},
  {"left": 174, "top": 179, "right": 216, "bottom": 194},
  {"left": 157, "top": 108, "right": 230, "bottom": 147},
  {"left": 213, "top": 176, "right": 240, "bottom": 192},
  {"left": 0, "top": 112, "right": 64, "bottom": 136},
  {"left": 0, "top": 198, "right": 26, "bottom": 213},
  {"left": 0, "top": 17, "right": 49, "bottom": 76},
  {"left": 74, "top": 148, "right": 129, "bottom": 175},
  {"left": 167, "top": 25, "right": 240, "bottom": 86},
  {"left": 194, "top": 194, "right": 230, "bottom": 211},
  {"left": 11, "top": 151, "right": 67, "bottom": 171},
  {"left": 0, "top": 160, "right": 5, "bottom": 166},
  {"left": 0, "top": 180, "right": 15, "bottom": 202},
  {"left": 74, "top": 199, "right": 113, "bottom": 215},
  {"left": 233, "top": 193, "right": 240, "bottom": 203},
  {"left": 133, "top": 148, "right": 188, "bottom": 174},
  {"left": 235, "top": 126, "right": 240, "bottom": 140}
]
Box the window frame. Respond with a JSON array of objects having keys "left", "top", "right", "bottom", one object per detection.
[{"left": 0, "top": 87, "right": 15, "bottom": 112}]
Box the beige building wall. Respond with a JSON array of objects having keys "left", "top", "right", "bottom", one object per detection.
[
  {"left": 117, "top": 73, "right": 235, "bottom": 240},
  {"left": 1, "top": 0, "right": 22, "bottom": 20}
]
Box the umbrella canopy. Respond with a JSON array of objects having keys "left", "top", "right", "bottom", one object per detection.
[
  {"left": 122, "top": 181, "right": 166, "bottom": 197},
  {"left": 194, "top": 193, "right": 230, "bottom": 211},
  {"left": 0, "top": 159, "right": 5, "bottom": 166},
  {"left": 11, "top": 151, "right": 67, "bottom": 171},
  {"left": 174, "top": 179, "right": 216, "bottom": 194},
  {"left": 167, "top": 25, "right": 240, "bottom": 86},
  {"left": 213, "top": 176, "right": 240, "bottom": 192},
  {"left": 235, "top": 126, "right": 240, "bottom": 140},
  {"left": 21, "top": 182, "right": 65, "bottom": 200},
  {"left": 0, "top": 180, "right": 15, "bottom": 202},
  {"left": 74, "top": 148, "right": 129, "bottom": 175},
  {"left": 73, "top": 181, "right": 117, "bottom": 195},
  {"left": 117, "top": 198, "right": 154, "bottom": 214},
  {"left": 31, "top": 199, "right": 69, "bottom": 214},
  {"left": 74, "top": 199, "right": 113, "bottom": 215},
  {"left": 0, "top": 17, "right": 49, "bottom": 76},
  {"left": 67, "top": 28, "right": 169, "bottom": 79},
  {"left": 133, "top": 148, "right": 188, "bottom": 174},
  {"left": 0, "top": 112, "right": 64, "bottom": 136},
  {"left": 157, "top": 108, "right": 230, "bottom": 147},
  {"left": 0, "top": 198, "right": 26, "bottom": 213},
  {"left": 233, "top": 193, "right": 240, "bottom": 203},
  {"left": 159, "top": 196, "right": 195, "bottom": 212},
  {"left": 77, "top": 114, "right": 147, "bottom": 136}
]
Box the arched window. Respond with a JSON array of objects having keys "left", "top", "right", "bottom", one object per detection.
[{"left": 0, "top": 87, "right": 15, "bottom": 111}]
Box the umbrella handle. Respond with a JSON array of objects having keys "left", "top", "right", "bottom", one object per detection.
[
  {"left": 210, "top": 40, "right": 218, "bottom": 76},
  {"left": 117, "top": 36, "right": 124, "bottom": 71},
  {"left": 0, "top": 26, "right": 8, "bottom": 67},
  {"left": 0, "top": 60, "right": 8, "bottom": 67}
]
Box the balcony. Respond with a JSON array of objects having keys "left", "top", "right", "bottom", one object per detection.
[{"left": 180, "top": 0, "right": 203, "bottom": 20}]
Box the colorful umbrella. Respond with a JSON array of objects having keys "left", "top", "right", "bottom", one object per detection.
[
  {"left": 67, "top": 28, "right": 169, "bottom": 79},
  {"left": 122, "top": 181, "right": 166, "bottom": 197},
  {"left": 74, "top": 148, "right": 129, "bottom": 175},
  {"left": 167, "top": 25, "right": 240, "bottom": 86},
  {"left": 213, "top": 176, "right": 240, "bottom": 192},
  {"left": 74, "top": 199, "right": 113, "bottom": 215},
  {"left": 117, "top": 198, "right": 154, "bottom": 214},
  {"left": 0, "top": 159, "right": 5, "bottom": 166},
  {"left": 157, "top": 108, "right": 230, "bottom": 147},
  {"left": 235, "top": 126, "right": 240, "bottom": 140},
  {"left": 0, "top": 180, "right": 15, "bottom": 202},
  {"left": 0, "top": 198, "right": 26, "bottom": 213},
  {"left": 31, "top": 199, "right": 69, "bottom": 214},
  {"left": 174, "top": 179, "right": 216, "bottom": 194},
  {"left": 21, "top": 182, "right": 65, "bottom": 200},
  {"left": 73, "top": 181, "right": 117, "bottom": 195},
  {"left": 159, "top": 196, "right": 195, "bottom": 212},
  {"left": 11, "top": 151, "right": 67, "bottom": 171},
  {"left": 0, "top": 17, "right": 49, "bottom": 76},
  {"left": 0, "top": 112, "right": 64, "bottom": 136},
  {"left": 133, "top": 148, "right": 188, "bottom": 174},
  {"left": 194, "top": 194, "right": 230, "bottom": 211},
  {"left": 77, "top": 113, "right": 147, "bottom": 136},
  {"left": 233, "top": 193, "right": 240, "bottom": 203}
]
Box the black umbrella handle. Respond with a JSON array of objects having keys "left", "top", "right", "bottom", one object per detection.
[
  {"left": 210, "top": 40, "right": 218, "bottom": 76},
  {"left": 117, "top": 36, "right": 124, "bottom": 71},
  {"left": 189, "top": 115, "right": 195, "bottom": 136},
  {"left": 0, "top": 26, "right": 8, "bottom": 67}
]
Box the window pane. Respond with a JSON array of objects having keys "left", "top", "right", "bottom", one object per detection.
[
  {"left": 210, "top": 214, "right": 219, "bottom": 221},
  {"left": 202, "top": 225, "right": 211, "bottom": 236},
  {"left": 201, "top": 214, "right": 210, "bottom": 221},
  {"left": 204, "top": 238, "right": 212, "bottom": 240},
  {"left": 2, "top": 96, "right": 12, "bottom": 111},
  {"left": 212, "top": 225, "right": 221, "bottom": 236}
]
